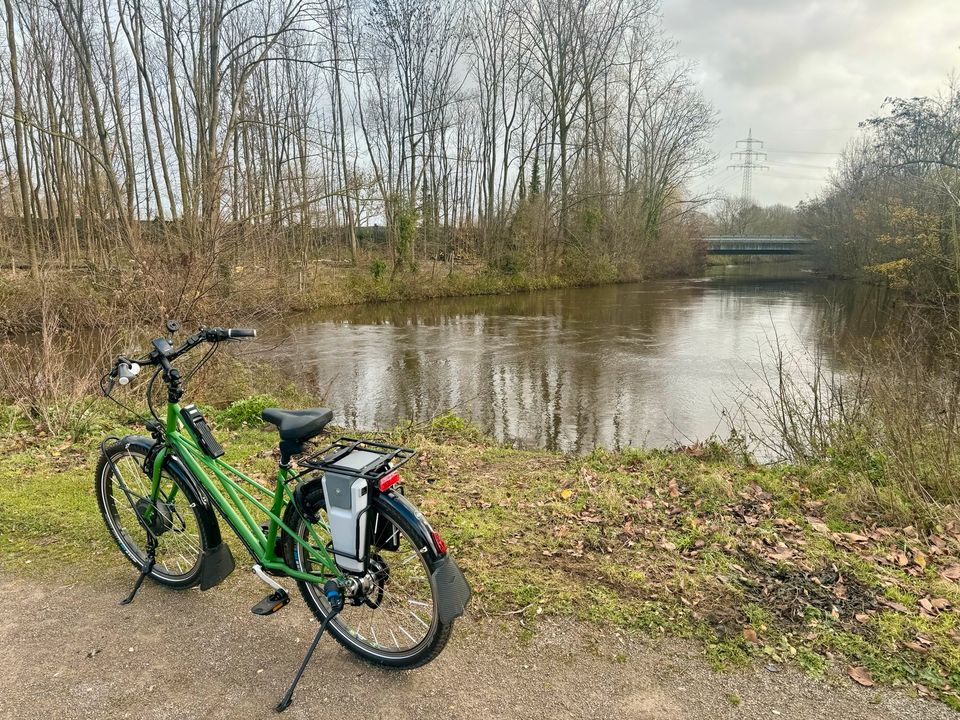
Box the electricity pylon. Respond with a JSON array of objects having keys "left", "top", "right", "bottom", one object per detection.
[{"left": 728, "top": 128, "right": 768, "bottom": 203}]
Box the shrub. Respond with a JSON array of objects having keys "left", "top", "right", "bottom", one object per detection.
[
  {"left": 729, "top": 324, "right": 960, "bottom": 528},
  {"left": 0, "top": 278, "right": 113, "bottom": 438},
  {"left": 218, "top": 394, "right": 279, "bottom": 429},
  {"left": 428, "top": 412, "right": 482, "bottom": 439},
  {"left": 370, "top": 258, "right": 387, "bottom": 281}
]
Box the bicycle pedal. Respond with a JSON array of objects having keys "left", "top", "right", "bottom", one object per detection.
[{"left": 252, "top": 588, "right": 290, "bottom": 616}]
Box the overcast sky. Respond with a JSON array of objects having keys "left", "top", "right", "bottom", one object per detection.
[{"left": 662, "top": 0, "right": 960, "bottom": 208}]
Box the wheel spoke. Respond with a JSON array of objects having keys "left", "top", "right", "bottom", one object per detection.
[
  {"left": 293, "top": 509, "right": 438, "bottom": 656},
  {"left": 101, "top": 449, "right": 202, "bottom": 582}
]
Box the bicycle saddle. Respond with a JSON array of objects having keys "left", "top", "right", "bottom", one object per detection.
[{"left": 261, "top": 407, "right": 334, "bottom": 442}]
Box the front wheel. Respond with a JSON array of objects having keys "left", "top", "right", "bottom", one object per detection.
[
  {"left": 282, "top": 495, "right": 453, "bottom": 668},
  {"left": 95, "top": 438, "right": 213, "bottom": 588}
]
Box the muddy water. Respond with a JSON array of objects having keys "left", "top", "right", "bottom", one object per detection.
[{"left": 258, "top": 264, "right": 897, "bottom": 453}]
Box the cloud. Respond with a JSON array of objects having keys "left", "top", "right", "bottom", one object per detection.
[{"left": 664, "top": 0, "right": 960, "bottom": 206}]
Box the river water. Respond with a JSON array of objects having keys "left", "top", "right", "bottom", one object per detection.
[{"left": 259, "top": 264, "right": 897, "bottom": 453}]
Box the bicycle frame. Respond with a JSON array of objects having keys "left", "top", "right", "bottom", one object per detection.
[{"left": 150, "top": 401, "right": 342, "bottom": 583}]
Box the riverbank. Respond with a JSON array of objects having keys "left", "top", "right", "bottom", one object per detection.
[
  {"left": 1, "top": 410, "right": 958, "bottom": 709},
  {"left": 0, "top": 255, "right": 693, "bottom": 335}
]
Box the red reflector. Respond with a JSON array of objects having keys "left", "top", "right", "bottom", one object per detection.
[
  {"left": 431, "top": 530, "right": 447, "bottom": 555},
  {"left": 379, "top": 471, "right": 400, "bottom": 491}
]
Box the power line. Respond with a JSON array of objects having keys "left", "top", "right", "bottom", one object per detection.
[
  {"left": 765, "top": 172, "right": 826, "bottom": 181},
  {"left": 766, "top": 148, "right": 842, "bottom": 156},
  {"left": 766, "top": 159, "right": 833, "bottom": 170},
  {"left": 728, "top": 128, "right": 768, "bottom": 202}
]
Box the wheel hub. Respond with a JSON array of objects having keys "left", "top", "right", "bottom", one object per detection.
[
  {"left": 134, "top": 498, "right": 174, "bottom": 536},
  {"left": 343, "top": 554, "right": 390, "bottom": 608}
]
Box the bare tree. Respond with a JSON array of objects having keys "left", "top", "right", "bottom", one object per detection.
[{"left": 0, "top": 0, "right": 716, "bottom": 286}]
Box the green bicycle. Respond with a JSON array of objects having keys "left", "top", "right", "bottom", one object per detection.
[{"left": 97, "top": 322, "right": 471, "bottom": 711}]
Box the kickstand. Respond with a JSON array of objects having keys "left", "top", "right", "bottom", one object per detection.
[
  {"left": 120, "top": 538, "right": 157, "bottom": 606},
  {"left": 276, "top": 582, "right": 343, "bottom": 713}
]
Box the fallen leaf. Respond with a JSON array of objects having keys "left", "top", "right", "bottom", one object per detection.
[
  {"left": 768, "top": 544, "right": 795, "bottom": 562},
  {"left": 843, "top": 532, "right": 870, "bottom": 544},
  {"left": 806, "top": 517, "right": 831, "bottom": 535},
  {"left": 877, "top": 596, "right": 912, "bottom": 614},
  {"left": 848, "top": 666, "right": 875, "bottom": 687},
  {"left": 742, "top": 627, "right": 759, "bottom": 645},
  {"left": 913, "top": 552, "right": 927, "bottom": 569},
  {"left": 941, "top": 565, "right": 960, "bottom": 582},
  {"left": 560, "top": 488, "right": 573, "bottom": 500},
  {"left": 854, "top": 613, "right": 870, "bottom": 624}
]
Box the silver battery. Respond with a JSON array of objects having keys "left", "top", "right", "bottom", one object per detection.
[{"left": 321, "top": 449, "right": 383, "bottom": 572}]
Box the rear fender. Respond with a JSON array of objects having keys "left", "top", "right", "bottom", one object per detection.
[
  {"left": 378, "top": 489, "right": 442, "bottom": 563},
  {"left": 378, "top": 490, "right": 472, "bottom": 621}
]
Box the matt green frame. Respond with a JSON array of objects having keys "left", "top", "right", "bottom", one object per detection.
[{"left": 152, "top": 401, "right": 342, "bottom": 582}]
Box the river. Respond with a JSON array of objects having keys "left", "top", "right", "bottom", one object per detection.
[{"left": 258, "top": 263, "right": 898, "bottom": 453}]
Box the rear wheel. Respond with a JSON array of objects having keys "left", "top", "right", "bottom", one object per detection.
[
  {"left": 282, "top": 496, "right": 453, "bottom": 668},
  {"left": 95, "top": 440, "right": 212, "bottom": 587}
]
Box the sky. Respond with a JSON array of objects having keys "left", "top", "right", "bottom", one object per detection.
[{"left": 662, "top": 0, "right": 960, "bottom": 208}]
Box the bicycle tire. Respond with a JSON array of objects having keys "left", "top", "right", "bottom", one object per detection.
[
  {"left": 95, "top": 437, "right": 216, "bottom": 588},
  {"left": 282, "top": 495, "right": 454, "bottom": 668}
]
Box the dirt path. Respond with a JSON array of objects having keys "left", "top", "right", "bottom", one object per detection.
[{"left": 0, "top": 570, "right": 951, "bottom": 720}]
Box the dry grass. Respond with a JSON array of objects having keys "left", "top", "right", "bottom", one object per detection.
[{"left": 730, "top": 325, "right": 960, "bottom": 529}]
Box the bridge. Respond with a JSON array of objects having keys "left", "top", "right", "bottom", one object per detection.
[{"left": 704, "top": 236, "right": 813, "bottom": 255}]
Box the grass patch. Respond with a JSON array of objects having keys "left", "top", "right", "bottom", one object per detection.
[{"left": 1, "top": 417, "right": 959, "bottom": 706}]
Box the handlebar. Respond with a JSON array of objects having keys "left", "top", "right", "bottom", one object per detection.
[
  {"left": 206, "top": 327, "right": 257, "bottom": 340},
  {"left": 109, "top": 325, "right": 258, "bottom": 383}
]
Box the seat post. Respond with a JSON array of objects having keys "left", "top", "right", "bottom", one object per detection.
[{"left": 278, "top": 439, "right": 304, "bottom": 468}]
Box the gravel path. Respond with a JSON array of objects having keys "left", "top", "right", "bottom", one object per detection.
[{"left": 0, "top": 570, "right": 951, "bottom": 720}]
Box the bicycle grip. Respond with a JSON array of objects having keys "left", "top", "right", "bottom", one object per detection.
[{"left": 203, "top": 327, "right": 257, "bottom": 341}]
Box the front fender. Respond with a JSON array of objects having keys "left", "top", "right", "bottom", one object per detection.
[{"left": 118, "top": 434, "right": 222, "bottom": 547}]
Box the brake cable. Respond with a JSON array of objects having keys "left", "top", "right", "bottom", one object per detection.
[
  {"left": 100, "top": 370, "right": 153, "bottom": 426},
  {"left": 145, "top": 367, "right": 164, "bottom": 424},
  {"left": 103, "top": 329, "right": 231, "bottom": 428},
  {"left": 182, "top": 341, "right": 219, "bottom": 384}
]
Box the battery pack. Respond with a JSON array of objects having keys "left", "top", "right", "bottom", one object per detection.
[
  {"left": 180, "top": 404, "right": 225, "bottom": 458},
  {"left": 321, "top": 449, "right": 382, "bottom": 572}
]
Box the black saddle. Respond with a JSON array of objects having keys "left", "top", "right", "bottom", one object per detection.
[{"left": 261, "top": 407, "right": 334, "bottom": 443}]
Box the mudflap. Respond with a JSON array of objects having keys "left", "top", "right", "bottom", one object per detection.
[
  {"left": 430, "top": 555, "right": 472, "bottom": 622},
  {"left": 198, "top": 542, "right": 236, "bottom": 591}
]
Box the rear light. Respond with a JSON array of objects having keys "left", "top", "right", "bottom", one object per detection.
[
  {"left": 379, "top": 471, "right": 400, "bottom": 492},
  {"left": 431, "top": 530, "right": 447, "bottom": 555}
]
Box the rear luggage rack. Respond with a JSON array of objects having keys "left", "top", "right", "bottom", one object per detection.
[{"left": 297, "top": 437, "right": 416, "bottom": 481}]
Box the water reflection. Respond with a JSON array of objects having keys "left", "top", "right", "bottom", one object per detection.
[{"left": 260, "top": 266, "right": 897, "bottom": 453}]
